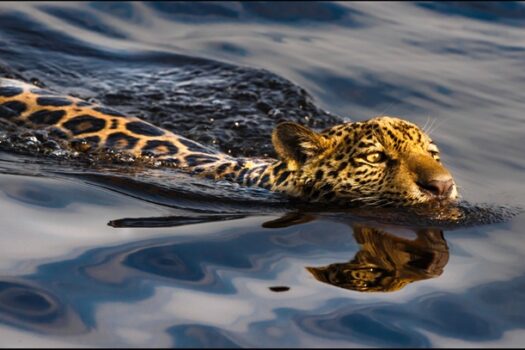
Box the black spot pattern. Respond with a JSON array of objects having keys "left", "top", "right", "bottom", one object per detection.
[
  {"left": 0, "top": 106, "right": 16, "bottom": 119},
  {"left": 272, "top": 162, "right": 286, "bottom": 176},
  {"left": 126, "top": 121, "right": 165, "bottom": 136},
  {"left": 258, "top": 174, "right": 270, "bottom": 187},
  {"left": 235, "top": 159, "right": 246, "bottom": 170},
  {"left": 36, "top": 97, "right": 72, "bottom": 107},
  {"left": 63, "top": 115, "right": 106, "bottom": 135},
  {"left": 216, "top": 163, "right": 230, "bottom": 174},
  {"left": 245, "top": 170, "right": 256, "bottom": 186},
  {"left": 245, "top": 166, "right": 263, "bottom": 186},
  {"left": 328, "top": 170, "right": 338, "bottom": 178},
  {"left": 275, "top": 171, "right": 291, "bottom": 186},
  {"left": 47, "top": 127, "right": 69, "bottom": 139},
  {"left": 185, "top": 154, "right": 220, "bottom": 166},
  {"left": 93, "top": 106, "right": 125, "bottom": 117},
  {"left": 110, "top": 119, "right": 118, "bottom": 129},
  {"left": 106, "top": 132, "right": 139, "bottom": 150},
  {"left": 0, "top": 101, "right": 26, "bottom": 119},
  {"left": 320, "top": 184, "right": 333, "bottom": 192},
  {"left": 222, "top": 172, "right": 236, "bottom": 181},
  {"left": 0, "top": 86, "right": 23, "bottom": 97},
  {"left": 141, "top": 140, "right": 178, "bottom": 156},
  {"left": 236, "top": 168, "right": 249, "bottom": 183},
  {"left": 179, "top": 138, "right": 217, "bottom": 154},
  {"left": 76, "top": 101, "right": 92, "bottom": 107},
  {"left": 27, "top": 110, "right": 66, "bottom": 125},
  {"left": 337, "top": 161, "right": 348, "bottom": 172}
]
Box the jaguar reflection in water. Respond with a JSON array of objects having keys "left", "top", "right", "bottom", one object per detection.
[
  {"left": 110, "top": 210, "right": 454, "bottom": 293},
  {"left": 261, "top": 211, "right": 450, "bottom": 292},
  {"left": 307, "top": 226, "right": 448, "bottom": 292}
]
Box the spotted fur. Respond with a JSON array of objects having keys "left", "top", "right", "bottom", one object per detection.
[{"left": 0, "top": 78, "right": 458, "bottom": 207}]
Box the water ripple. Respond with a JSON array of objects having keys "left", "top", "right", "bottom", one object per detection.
[{"left": 0, "top": 1, "right": 525, "bottom": 347}]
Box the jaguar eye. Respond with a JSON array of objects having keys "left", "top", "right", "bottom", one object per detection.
[
  {"left": 429, "top": 151, "right": 440, "bottom": 161},
  {"left": 364, "top": 152, "right": 386, "bottom": 164},
  {"left": 428, "top": 143, "right": 440, "bottom": 161}
]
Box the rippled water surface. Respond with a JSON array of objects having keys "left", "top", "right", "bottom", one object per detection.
[{"left": 0, "top": 1, "right": 525, "bottom": 347}]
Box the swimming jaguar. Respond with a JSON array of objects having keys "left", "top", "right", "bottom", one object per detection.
[{"left": 0, "top": 78, "right": 458, "bottom": 207}]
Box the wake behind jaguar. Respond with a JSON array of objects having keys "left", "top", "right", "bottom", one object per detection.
[{"left": 0, "top": 78, "right": 458, "bottom": 207}]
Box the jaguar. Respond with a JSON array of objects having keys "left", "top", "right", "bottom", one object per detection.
[{"left": 0, "top": 78, "right": 458, "bottom": 207}]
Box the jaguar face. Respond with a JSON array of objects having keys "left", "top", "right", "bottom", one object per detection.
[{"left": 272, "top": 116, "right": 458, "bottom": 207}]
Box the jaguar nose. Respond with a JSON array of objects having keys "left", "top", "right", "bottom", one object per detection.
[{"left": 417, "top": 177, "right": 454, "bottom": 198}]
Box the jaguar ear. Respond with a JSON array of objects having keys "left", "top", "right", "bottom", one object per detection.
[{"left": 272, "top": 122, "right": 328, "bottom": 167}]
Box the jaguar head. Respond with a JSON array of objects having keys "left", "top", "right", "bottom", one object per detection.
[{"left": 272, "top": 116, "right": 458, "bottom": 207}]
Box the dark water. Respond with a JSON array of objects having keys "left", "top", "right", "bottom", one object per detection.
[{"left": 0, "top": 1, "right": 524, "bottom": 347}]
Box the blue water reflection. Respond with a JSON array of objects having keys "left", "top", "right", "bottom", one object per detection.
[
  {"left": 88, "top": 2, "right": 138, "bottom": 22},
  {"left": 0, "top": 205, "right": 521, "bottom": 346},
  {"left": 0, "top": 0, "right": 524, "bottom": 347},
  {"left": 294, "top": 271, "right": 525, "bottom": 346},
  {"left": 416, "top": 1, "right": 525, "bottom": 23},
  {"left": 167, "top": 324, "right": 241, "bottom": 348},
  {"left": 0, "top": 279, "right": 87, "bottom": 336},
  {"left": 39, "top": 6, "right": 128, "bottom": 39}
]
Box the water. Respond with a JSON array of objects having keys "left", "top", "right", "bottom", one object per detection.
[{"left": 0, "top": 1, "right": 524, "bottom": 347}]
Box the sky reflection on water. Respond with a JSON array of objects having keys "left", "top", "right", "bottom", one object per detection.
[{"left": 0, "top": 1, "right": 524, "bottom": 347}]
